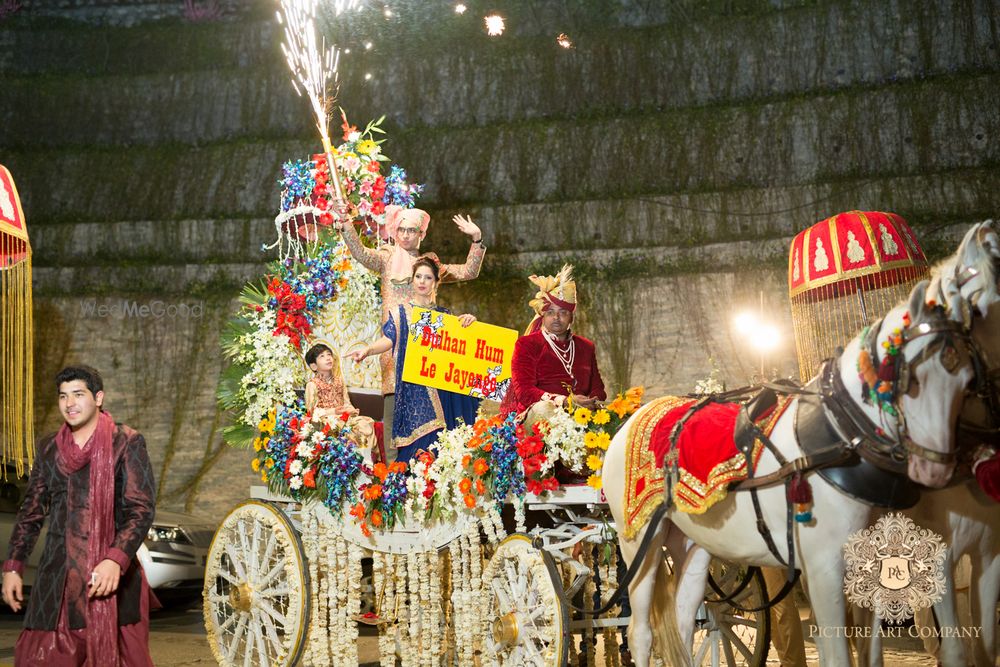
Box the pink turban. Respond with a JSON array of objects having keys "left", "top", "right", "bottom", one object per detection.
[{"left": 385, "top": 205, "right": 430, "bottom": 241}]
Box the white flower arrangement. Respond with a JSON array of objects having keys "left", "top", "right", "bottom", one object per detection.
[
  {"left": 539, "top": 407, "right": 588, "bottom": 474},
  {"left": 424, "top": 422, "right": 476, "bottom": 519},
  {"left": 234, "top": 308, "right": 305, "bottom": 426}
]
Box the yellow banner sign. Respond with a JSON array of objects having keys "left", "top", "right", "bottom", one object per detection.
[{"left": 400, "top": 307, "right": 518, "bottom": 401}]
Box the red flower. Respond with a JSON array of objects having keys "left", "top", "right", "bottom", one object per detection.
[
  {"left": 371, "top": 201, "right": 386, "bottom": 216},
  {"left": 541, "top": 477, "right": 559, "bottom": 491},
  {"left": 526, "top": 479, "right": 544, "bottom": 495},
  {"left": 303, "top": 468, "right": 316, "bottom": 488},
  {"left": 340, "top": 411, "right": 351, "bottom": 422},
  {"left": 367, "top": 161, "right": 381, "bottom": 174},
  {"left": 422, "top": 480, "right": 436, "bottom": 499},
  {"left": 522, "top": 453, "right": 546, "bottom": 476}
]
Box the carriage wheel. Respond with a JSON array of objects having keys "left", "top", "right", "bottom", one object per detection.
[
  {"left": 691, "top": 560, "right": 771, "bottom": 667},
  {"left": 203, "top": 501, "right": 310, "bottom": 667},
  {"left": 483, "top": 533, "right": 570, "bottom": 667}
]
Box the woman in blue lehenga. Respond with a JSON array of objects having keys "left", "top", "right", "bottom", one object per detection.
[{"left": 347, "top": 258, "right": 480, "bottom": 462}]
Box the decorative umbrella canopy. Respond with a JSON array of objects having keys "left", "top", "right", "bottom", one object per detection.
[
  {"left": 789, "top": 210, "right": 929, "bottom": 381},
  {"left": 0, "top": 164, "right": 33, "bottom": 476}
]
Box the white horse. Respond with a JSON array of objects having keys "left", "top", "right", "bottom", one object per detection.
[
  {"left": 859, "top": 220, "right": 1000, "bottom": 667},
  {"left": 605, "top": 277, "right": 979, "bottom": 667}
]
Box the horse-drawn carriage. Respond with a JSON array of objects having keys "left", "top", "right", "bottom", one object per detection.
[
  {"left": 203, "top": 478, "right": 775, "bottom": 667},
  {"left": 203, "top": 208, "right": 1000, "bottom": 667}
]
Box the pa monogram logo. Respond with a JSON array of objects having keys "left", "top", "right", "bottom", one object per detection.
[{"left": 843, "top": 513, "right": 948, "bottom": 623}]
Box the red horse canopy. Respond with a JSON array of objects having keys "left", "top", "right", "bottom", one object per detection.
[
  {"left": 788, "top": 211, "right": 929, "bottom": 381},
  {"left": 1, "top": 164, "right": 34, "bottom": 474}
]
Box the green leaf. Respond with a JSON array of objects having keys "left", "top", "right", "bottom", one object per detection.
[{"left": 223, "top": 422, "right": 256, "bottom": 449}]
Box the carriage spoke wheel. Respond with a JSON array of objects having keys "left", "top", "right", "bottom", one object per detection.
[
  {"left": 483, "top": 534, "right": 569, "bottom": 667},
  {"left": 691, "top": 560, "right": 771, "bottom": 667},
  {"left": 203, "top": 501, "right": 310, "bottom": 667}
]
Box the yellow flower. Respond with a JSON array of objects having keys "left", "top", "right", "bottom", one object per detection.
[
  {"left": 251, "top": 458, "right": 261, "bottom": 472},
  {"left": 592, "top": 409, "right": 610, "bottom": 425},
  {"left": 573, "top": 407, "right": 592, "bottom": 425},
  {"left": 260, "top": 472, "right": 268, "bottom": 483},
  {"left": 586, "top": 454, "right": 604, "bottom": 472},
  {"left": 586, "top": 474, "right": 603, "bottom": 490},
  {"left": 606, "top": 398, "right": 627, "bottom": 419},
  {"left": 356, "top": 140, "right": 377, "bottom": 155},
  {"left": 253, "top": 438, "right": 263, "bottom": 452},
  {"left": 264, "top": 458, "right": 274, "bottom": 468},
  {"left": 595, "top": 432, "right": 611, "bottom": 451},
  {"left": 584, "top": 432, "right": 598, "bottom": 448}
]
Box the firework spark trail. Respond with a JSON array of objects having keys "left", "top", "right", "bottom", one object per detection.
[{"left": 276, "top": 0, "right": 361, "bottom": 203}]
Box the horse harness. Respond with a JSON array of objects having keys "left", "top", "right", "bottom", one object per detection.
[{"left": 661, "top": 304, "right": 980, "bottom": 609}]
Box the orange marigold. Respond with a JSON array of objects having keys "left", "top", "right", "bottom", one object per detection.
[
  {"left": 364, "top": 484, "right": 383, "bottom": 500},
  {"left": 473, "top": 458, "right": 489, "bottom": 476},
  {"left": 350, "top": 502, "right": 366, "bottom": 520},
  {"left": 463, "top": 494, "right": 477, "bottom": 509},
  {"left": 373, "top": 462, "right": 389, "bottom": 481},
  {"left": 459, "top": 478, "right": 473, "bottom": 494},
  {"left": 475, "top": 478, "right": 486, "bottom": 495},
  {"left": 371, "top": 510, "right": 383, "bottom": 527},
  {"left": 389, "top": 461, "right": 408, "bottom": 474},
  {"left": 462, "top": 454, "right": 472, "bottom": 468},
  {"left": 360, "top": 522, "right": 372, "bottom": 538}
]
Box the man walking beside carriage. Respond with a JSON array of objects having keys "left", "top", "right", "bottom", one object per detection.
[{"left": 2, "top": 365, "right": 157, "bottom": 666}]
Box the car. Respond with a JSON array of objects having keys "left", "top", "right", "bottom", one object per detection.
[{"left": 0, "top": 469, "right": 215, "bottom": 607}]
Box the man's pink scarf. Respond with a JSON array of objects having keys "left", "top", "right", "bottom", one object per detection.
[{"left": 55, "top": 409, "right": 119, "bottom": 666}]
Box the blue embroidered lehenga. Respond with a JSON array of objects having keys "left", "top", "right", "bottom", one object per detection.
[{"left": 384, "top": 303, "right": 480, "bottom": 462}]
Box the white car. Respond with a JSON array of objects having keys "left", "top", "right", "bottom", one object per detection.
[{"left": 0, "top": 471, "right": 215, "bottom": 605}]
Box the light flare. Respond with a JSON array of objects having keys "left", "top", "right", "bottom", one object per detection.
[{"left": 484, "top": 13, "right": 505, "bottom": 36}]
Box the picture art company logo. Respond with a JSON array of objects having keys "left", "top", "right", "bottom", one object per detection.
[
  {"left": 843, "top": 513, "right": 947, "bottom": 624},
  {"left": 80, "top": 299, "right": 204, "bottom": 320}
]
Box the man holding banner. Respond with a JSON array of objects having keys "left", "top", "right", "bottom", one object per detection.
[{"left": 501, "top": 265, "right": 606, "bottom": 420}]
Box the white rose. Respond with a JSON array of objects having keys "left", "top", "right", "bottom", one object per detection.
[
  {"left": 289, "top": 476, "right": 303, "bottom": 490},
  {"left": 290, "top": 459, "right": 303, "bottom": 475}
]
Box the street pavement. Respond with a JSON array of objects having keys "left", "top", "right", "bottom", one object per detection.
[{"left": 0, "top": 603, "right": 936, "bottom": 666}]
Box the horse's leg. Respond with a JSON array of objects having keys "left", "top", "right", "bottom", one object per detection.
[
  {"left": 850, "top": 606, "right": 882, "bottom": 667},
  {"left": 933, "top": 553, "right": 966, "bottom": 667},
  {"left": 670, "top": 539, "right": 711, "bottom": 651},
  {"left": 619, "top": 519, "right": 669, "bottom": 667},
  {"left": 970, "top": 552, "right": 1000, "bottom": 666},
  {"left": 800, "top": 544, "right": 852, "bottom": 666}
]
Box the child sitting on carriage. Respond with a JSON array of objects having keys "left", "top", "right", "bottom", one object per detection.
[{"left": 304, "top": 343, "right": 378, "bottom": 456}]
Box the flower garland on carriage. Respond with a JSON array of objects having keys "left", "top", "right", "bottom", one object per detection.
[{"left": 218, "top": 116, "right": 644, "bottom": 535}]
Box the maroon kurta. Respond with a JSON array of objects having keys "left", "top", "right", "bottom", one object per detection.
[
  {"left": 501, "top": 331, "right": 606, "bottom": 416},
  {"left": 3, "top": 424, "right": 156, "bottom": 632}
]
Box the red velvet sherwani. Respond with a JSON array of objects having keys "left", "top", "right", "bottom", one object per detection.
[
  {"left": 3, "top": 424, "right": 156, "bottom": 633},
  {"left": 501, "top": 331, "right": 607, "bottom": 416}
]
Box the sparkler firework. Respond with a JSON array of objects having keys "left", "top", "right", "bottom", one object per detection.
[{"left": 276, "top": 0, "right": 361, "bottom": 204}]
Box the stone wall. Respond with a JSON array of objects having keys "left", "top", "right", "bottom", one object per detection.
[{"left": 2, "top": 0, "right": 997, "bottom": 517}]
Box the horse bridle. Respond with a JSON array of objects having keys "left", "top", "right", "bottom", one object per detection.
[{"left": 839, "top": 304, "right": 978, "bottom": 468}]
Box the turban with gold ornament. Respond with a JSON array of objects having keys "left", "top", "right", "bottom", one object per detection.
[{"left": 525, "top": 264, "right": 577, "bottom": 334}]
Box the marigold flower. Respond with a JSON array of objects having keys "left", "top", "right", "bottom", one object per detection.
[
  {"left": 475, "top": 478, "right": 486, "bottom": 495},
  {"left": 364, "top": 484, "right": 383, "bottom": 500},
  {"left": 473, "top": 459, "right": 489, "bottom": 476},
  {"left": 463, "top": 494, "right": 477, "bottom": 508},
  {"left": 373, "top": 462, "right": 389, "bottom": 481},
  {"left": 350, "top": 503, "right": 366, "bottom": 520},
  {"left": 573, "top": 407, "right": 593, "bottom": 425},
  {"left": 467, "top": 436, "right": 482, "bottom": 450},
  {"left": 459, "top": 478, "right": 473, "bottom": 494},
  {"left": 371, "top": 510, "right": 383, "bottom": 527},
  {"left": 251, "top": 458, "right": 261, "bottom": 472},
  {"left": 473, "top": 419, "right": 488, "bottom": 436},
  {"left": 586, "top": 474, "right": 603, "bottom": 490},
  {"left": 586, "top": 454, "right": 604, "bottom": 472},
  {"left": 592, "top": 409, "right": 611, "bottom": 425},
  {"left": 462, "top": 454, "right": 472, "bottom": 468}
]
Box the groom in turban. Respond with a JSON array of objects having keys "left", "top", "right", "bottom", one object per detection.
[{"left": 501, "top": 265, "right": 606, "bottom": 419}]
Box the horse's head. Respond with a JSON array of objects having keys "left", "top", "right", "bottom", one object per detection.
[
  {"left": 893, "top": 282, "right": 977, "bottom": 488},
  {"left": 932, "top": 220, "right": 1000, "bottom": 448}
]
